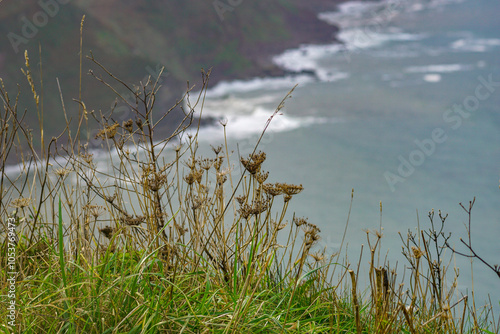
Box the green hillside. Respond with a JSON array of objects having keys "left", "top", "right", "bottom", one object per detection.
[{"left": 0, "top": 0, "right": 340, "bottom": 138}]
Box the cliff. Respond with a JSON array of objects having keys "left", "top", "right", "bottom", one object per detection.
[{"left": 0, "top": 0, "right": 345, "bottom": 138}]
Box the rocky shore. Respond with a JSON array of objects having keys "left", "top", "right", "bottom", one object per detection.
[
  {"left": 200, "top": 0, "right": 347, "bottom": 86},
  {"left": 157, "top": 0, "right": 349, "bottom": 133},
  {"left": 0, "top": 0, "right": 351, "bottom": 145}
]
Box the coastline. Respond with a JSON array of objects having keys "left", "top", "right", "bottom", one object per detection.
[
  {"left": 159, "top": 0, "right": 351, "bottom": 133},
  {"left": 205, "top": 0, "right": 348, "bottom": 86},
  {"left": 0, "top": 0, "right": 352, "bottom": 165}
]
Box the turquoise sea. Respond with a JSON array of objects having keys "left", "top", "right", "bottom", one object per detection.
[{"left": 195, "top": 0, "right": 500, "bottom": 312}]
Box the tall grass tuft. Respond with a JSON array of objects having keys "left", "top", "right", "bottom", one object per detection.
[{"left": 0, "top": 45, "right": 498, "bottom": 333}]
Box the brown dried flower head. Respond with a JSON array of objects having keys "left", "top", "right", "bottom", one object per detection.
[
  {"left": 120, "top": 215, "right": 145, "bottom": 226},
  {"left": 237, "top": 198, "right": 269, "bottom": 218},
  {"left": 240, "top": 151, "right": 266, "bottom": 174},
  {"left": 293, "top": 217, "right": 308, "bottom": 227},
  {"left": 184, "top": 169, "right": 203, "bottom": 185},
  {"left": 279, "top": 183, "right": 303, "bottom": 196},
  {"left": 199, "top": 158, "right": 214, "bottom": 171},
  {"left": 211, "top": 144, "right": 223, "bottom": 156},
  {"left": 105, "top": 192, "right": 117, "bottom": 204},
  {"left": 84, "top": 205, "right": 106, "bottom": 219},
  {"left": 263, "top": 183, "right": 283, "bottom": 197},
  {"left": 80, "top": 152, "right": 94, "bottom": 165},
  {"left": 10, "top": 197, "right": 31, "bottom": 209},
  {"left": 251, "top": 199, "right": 269, "bottom": 216},
  {"left": 238, "top": 203, "right": 252, "bottom": 219},
  {"left": 191, "top": 195, "right": 206, "bottom": 210},
  {"left": 411, "top": 246, "right": 423, "bottom": 259},
  {"left": 303, "top": 222, "right": 321, "bottom": 247},
  {"left": 309, "top": 251, "right": 325, "bottom": 262},
  {"left": 184, "top": 158, "right": 197, "bottom": 170},
  {"left": 255, "top": 171, "right": 269, "bottom": 184},
  {"left": 145, "top": 173, "right": 167, "bottom": 192},
  {"left": 235, "top": 195, "right": 247, "bottom": 206},
  {"left": 95, "top": 122, "right": 119, "bottom": 140},
  {"left": 272, "top": 219, "right": 288, "bottom": 231},
  {"left": 175, "top": 222, "right": 188, "bottom": 236},
  {"left": 99, "top": 226, "right": 115, "bottom": 239},
  {"left": 135, "top": 117, "right": 143, "bottom": 130},
  {"left": 213, "top": 156, "right": 225, "bottom": 171},
  {"left": 54, "top": 168, "right": 72, "bottom": 178},
  {"left": 216, "top": 172, "right": 228, "bottom": 186},
  {"left": 123, "top": 119, "right": 134, "bottom": 133}
]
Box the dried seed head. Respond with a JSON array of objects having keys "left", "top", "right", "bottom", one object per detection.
[
  {"left": 236, "top": 195, "right": 247, "bottom": 205},
  {"left": 84, "top": 205, "right": 106, "bottom": 219},
  {"left": 105, "top": 193, "right": 116, "bottom": 204},
  {"left": 213, "top": 156, "right": 225, "bottom": 171},
  {"left": 240, "top": 151, "right": 266, "bottom": 174},
  {"left": 135, "top": 117, "right": 143, "bottom": 130},
  {"left": 293, "top": 217, "right": 308, "bottom": 227},
  {"left": 184, "top": 158, "right": 197, "bottom": 170},
  {"left": 184, "top": 169, "right": 203, "bottom": 185},
  {"left": 251, "top": 199, "right": 269, "bottom": 216},
  {"left": 199, "top": 158, "right": 214, "bottom": 171},
  {"left": 95, "top": 123, "right": 119, "bottom": 140},
  {"left": 411, "top": 246, "right": 423, "bottom": 259},
  {"left": 309, "top": 251, "right": 325, "bottom": 262},
  {"left": 272, "top": 220, "right": 288, "bottom": 231},
  {"left": 238, "top": 203, "right": 252, "bottom": 219},
  {"left": 80, "top": 152, "right": 94, "bottom": 165},
  {"left": 54, "top": 168, "right": 72, "bottom": 178},
  {"left": 216, "top": 172, "right": 228, "bottom": 186},
  {"left": 240, "top": 157, "right": 260, "bottom": 174},
  {"left": 144, "top": 173, "right": 167, "bottom": 192},
  {"left": 120, "top": 215, "right": 145, "bottom": 226},
  {"left": 191, "top": 195, "right": 205, "bottom": 210},
  {"left": 123, "top": 119, "right": 134, "bottom": 133},
  {"left": 279, "top": 183, "right": 303, "bottom": 196},
  {"left": 99, "top": 226, "right": 115, "bottom": 239},
  {"left": 255, "top": 171, "right": 269, "bottom": 184},
  {"left": 211, "top": 144, "right": 223, "bottom": 156},
  {"left": 253, "top": 151, "right": 266, "bottom": 163},
  {"left": 263, "top": 183, "right": 283, "bottom": 197},
  {"left": 305, "top": 222, "right": 321, "bottom": 233},
  {"left": 174, "top": 222, "right": 187, "bottom": 236},
  {"left": 10, "top": 197, "right": 31, "bottom": 209},
  {"left": 303, "top": 222, "right": 321, "bottom": 247},
  {"left": 237, "top": 197, "right": 268, "bottom": 218}
]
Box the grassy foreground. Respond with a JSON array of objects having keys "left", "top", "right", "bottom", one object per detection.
[{"left": 1, "top": 49, "right": 499, "bottom": 333}]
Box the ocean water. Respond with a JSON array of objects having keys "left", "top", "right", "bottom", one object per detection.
[{"left": 196, "top": 0, "right": 500, "bottom": 312}]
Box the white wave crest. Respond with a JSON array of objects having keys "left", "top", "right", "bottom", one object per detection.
[
  {"left": 205, "top": 75, "right": 314, "bottom": 98},
  {"left": 404, "top": 63, "right": 474, "bottom": 73}
]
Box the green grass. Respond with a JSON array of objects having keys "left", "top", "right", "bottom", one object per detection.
[{"left": 0, "top": 47, "right": 499, "bottom": 334}]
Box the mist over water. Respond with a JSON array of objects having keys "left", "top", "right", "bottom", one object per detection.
[{"left": 197, "top": 0, "right": 500, "bottom": 310}]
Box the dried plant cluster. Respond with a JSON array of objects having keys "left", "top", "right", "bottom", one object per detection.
[{"left": 0, "top": 48, "right": 498, "bottom": 333}]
